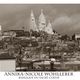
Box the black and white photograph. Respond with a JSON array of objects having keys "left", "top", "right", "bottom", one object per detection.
[{"left": 0, "top": 4, "right": 80, "bottom": 71}]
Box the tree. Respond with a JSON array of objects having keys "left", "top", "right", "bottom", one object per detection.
[
  {"left": 16, "top": 45, "right": 23, "bottom": 70},
  {"left": 60, "top": 34, "right": 70, "bottom": 41},
  {"left": 72, "top": 34, "right": 75, "bottom": 40}
]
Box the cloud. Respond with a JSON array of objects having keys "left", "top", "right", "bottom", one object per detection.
[
  {"left": 52, "top": 16, "right": 72, "bottom": 34},
  {"left": 70, "top": 14, "right": 80, "bottom": 33},
  {"left": 52, "top": 14, "right": 80, "bottom": 35}
]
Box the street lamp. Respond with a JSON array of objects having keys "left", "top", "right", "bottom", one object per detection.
[
  {"left": 50, "top": 58, "right": 56, "bottom": 70},
  {"left": 46, "top": 46, "right": 51, "bottom": 57},
  {"left": 61, "top": 52, "right": 67, "bottom": 69}
]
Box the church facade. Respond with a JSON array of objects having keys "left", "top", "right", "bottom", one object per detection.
[{"left": 30, "top": 9, "right": 54, "bottom": 35}]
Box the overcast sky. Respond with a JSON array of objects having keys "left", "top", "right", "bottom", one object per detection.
[{"left": 0, "top": 4, "right": 80, "bottom": 35}]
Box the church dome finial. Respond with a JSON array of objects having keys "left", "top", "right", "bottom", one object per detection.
[{"left": 31, "top": 9, "right": 34, "bottom": 17}]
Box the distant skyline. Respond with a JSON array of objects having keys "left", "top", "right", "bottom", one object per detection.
[{"left": 0, "top": 4, "right": 80, "bottom": 35}]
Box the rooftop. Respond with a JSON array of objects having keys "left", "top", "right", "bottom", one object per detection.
[{"left": 0, "top": 53, "right": 15, "bottom": 60}]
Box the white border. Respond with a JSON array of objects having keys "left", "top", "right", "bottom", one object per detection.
[
  {"left": 0, "top": 0, "right": 80, "bottom": 4},
  {"left": 0, "top": 1, "right": 80, "bottom": 80},
  {"left": 0, "top": 72, "right": 79, "bottom": 80}
]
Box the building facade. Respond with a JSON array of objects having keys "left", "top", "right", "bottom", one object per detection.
[{"left": 30, "top": 9, "right": 55, "bottom": 35}]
